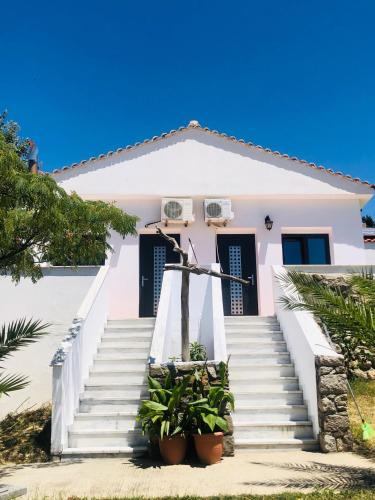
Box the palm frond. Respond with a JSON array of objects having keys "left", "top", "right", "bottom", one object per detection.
[
  {"left": 0, "top": 318, "right": 50, "bottom": 361},
  {"left": 277, "top": 269, "right": 375, "bottom": 373},
  {"left": 0, "top": 372, "right": 29, "bottom": 397},
  {"left": 346, "top": 273, "right": 375, "bottom": 305}
]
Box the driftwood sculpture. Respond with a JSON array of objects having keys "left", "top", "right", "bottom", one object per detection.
[{"left": 156, "top": 227, "right": 249, "bottom": 361}]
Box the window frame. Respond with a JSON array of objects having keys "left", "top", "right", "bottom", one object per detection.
[{"left": 281, "top": 234, "right": 331, "bottom": 265}]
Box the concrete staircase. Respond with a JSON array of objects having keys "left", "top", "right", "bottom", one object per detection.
[
  {"left": 62, "top": 318, "right": 154, "bottom": 458},
  {"left": 226, "top": 316, "right": 318, "bottom": 451}
]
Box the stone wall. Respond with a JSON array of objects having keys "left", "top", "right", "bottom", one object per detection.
[
  {"left": 149, "top": 361, "right": 234, "bottom": 457},
  {"left": 315, "top": 355, "right": 353, "bottom": 452}
]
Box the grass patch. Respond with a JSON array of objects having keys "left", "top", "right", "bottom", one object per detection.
[
  {"left": 0, "top": 404, "right": 51, "bottom": 463},
  {"left": 348, "top": 378, "right": 375, "bottom": 455}
]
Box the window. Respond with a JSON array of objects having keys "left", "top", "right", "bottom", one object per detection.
[{"left": 282, "top": 234, "right": 331, "bottom": 265}]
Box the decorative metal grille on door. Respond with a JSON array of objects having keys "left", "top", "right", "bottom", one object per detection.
[
  {"left": 228, "top": 245, "right": 244, "bottom": 315},
  {"left": 153, "top": 246, "right": 166, "bottom": 315}
]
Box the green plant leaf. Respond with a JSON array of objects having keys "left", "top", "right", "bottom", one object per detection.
[
  {"left": 215, "top": 416, "right": 228, "bottom": 432},
  {"left": 143, "top": 400, "right": 168, "bottom": 412},
  {"left": 161, "top": 420, "right": 166, "bottom": 439},
  {"left": 202, "top": 413, "right": 216, "bottom": 432},
  {"left": 0, "top": 372, "right": 29, "bottom": 396},
  {"left": 148, "top": 376, "right": 162, "bottom": 390},
  {"left": 171, "top": 425, "right": 183, "bottom": 436},
  {"left": 188, "top": 398, "right": 208, "bottom": 407}
]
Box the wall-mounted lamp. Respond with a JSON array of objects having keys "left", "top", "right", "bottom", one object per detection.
[{"left": 265, "top": 215, "right": 273, "bottom": 231}]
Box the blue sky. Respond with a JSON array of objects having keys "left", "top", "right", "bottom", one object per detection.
[{"left": 1, "top": 0, "right": 374, "bottom": 214}]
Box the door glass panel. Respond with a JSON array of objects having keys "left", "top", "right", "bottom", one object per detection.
[
  {"left": 307, "top": 237, "right": 329, "bottom": 264},
  {"left": 153, "top": 246, "right": 166, "bottom": 315},
  {"left": 228, "top": 245, "right": 243, "bottom": 315},
  {"left": 282, "top": 238, "right": 303, "bottom": 264}
]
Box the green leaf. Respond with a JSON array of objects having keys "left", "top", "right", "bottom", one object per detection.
[
  {"left": 171, "top": 425, "right": 183, "bottom": 436},
  {"left": 160, "top": 420, "right": 166, "bottom": 439},
  {"left": 202, "top": 413, "right": 216, "bottom": 432},
  {"left": 148, "top": 376, "right": 162, "bottom": 390},
  {"left": 215, "top": 416, "right": 228, "bottom": 432},
  {"left": 0, "top": 318, "right": 50, "bottom": 361},
  {"left": 0, "top": 372, "right": 29, "bottom": 397},
  {"left": 188, "top": 398, "right": 208, "bottom": 407},
  {"left": 143, "top": 400, "right": 168, "bottom": 412}
]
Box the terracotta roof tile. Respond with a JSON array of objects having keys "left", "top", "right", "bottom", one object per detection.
[
  {"left": 364, "top": 238, "right": 375, "bottom": 243},
  {"left": 52, "top": 120, "right": 374, "bottom": 189}
]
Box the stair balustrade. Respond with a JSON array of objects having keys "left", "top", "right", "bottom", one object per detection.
[{"left": 50, "top": 265, "right": 110, "bottom": 455}]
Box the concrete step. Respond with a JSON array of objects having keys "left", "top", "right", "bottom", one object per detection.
[
  {"left": 83, "top": 383, "right": 148, "bottom": 399},
  {"left": 227, "top": 337, "right": 285, "bottom": 345},
  {"left": 93, "top": 360, "right": 148, "bottom": 371},
  {"left": 68, "top": 429, "right": 147, "bottom": 448},
  {"left": 61, "top": 445, "right": 146, "bottom": 459},
  {"left": 107, "top": 319, "right": 155, "bottom": 327},
  {"left": 98, "top": 343, "right": 151, "bottom": 354},
  {"left": 95, "top": 353, "right": 149, "bottom": 362},
  {"left": 226, "top": 331, "right": 284, "bottom": 341},
  {"left": 102, "top": 331, "right": 153, "bottom": 339},
  {"left": 89, "top": 369, "right": 147, "bottom": 384},
  {"left": 227, "top": 342, "right": 288, "bottom": 354},
  {"left": 227, "top": 353, "right": 291, "bottom": 364},
  {"left": 232, "top": 404, "right": 309, "bottom": 422},
  {"left": 225, "top": 325, "right": 281, "bottom": 332},
  {"left": 234, "top": 438, "right": 319, "bottom": 451},
  {"left": 234, "top": 390, "right": 304, "bottom": 406},
  {"left": 234, "top": 421, "right": 313, "bottom": 440},
  {"left": 229, "top": 364, "right": 295, "bottom": 377},
  {"left": 70, "top": 412, "right": 140, "bottom": 431},
  {"left": 79, "top": 397, "right": 143, "bottom": 413},
  {"left": 230, "top": 376, "right": 299, "bottom": 391},
  {"left": 224, "top": 316, "right": 277, "bottom": 324}
]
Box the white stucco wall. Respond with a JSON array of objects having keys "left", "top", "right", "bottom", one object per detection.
[
  {"left": 365, "top": 243, "right": 375, "bottom": 264},
  {"left": 106, "top": 197, "right": 365, "bottom": 318},
  {"left": 55, "top": 131, "right": 372, "bottom": 202},
  {"left": 53, "top": 130, "right": 372, "bottom": 319},
  {"left": 0, "top": 267, "right": 98, "bottom": 417}
]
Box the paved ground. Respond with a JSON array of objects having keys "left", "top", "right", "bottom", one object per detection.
[{"left": 1, "top": 451, "right": 375, "bottom": 499}]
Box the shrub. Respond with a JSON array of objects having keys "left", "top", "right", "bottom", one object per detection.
[{"left": 0, "top": 404, "right": 51, "bottom": 463}]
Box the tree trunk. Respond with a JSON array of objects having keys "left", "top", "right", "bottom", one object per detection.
[
  {"left": 181, "top": 256, "right": 190, "bottom": 362},
  {"left": 154, "top": 225, "right": 249, "bottom": 363}
]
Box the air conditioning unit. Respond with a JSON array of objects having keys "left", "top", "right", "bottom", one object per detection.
[
  {"left": 161, "top": 198, "right": 195, "bottom": 226},
  {"left": 204, "top": 199, "right": 234, "bottom": 226}
]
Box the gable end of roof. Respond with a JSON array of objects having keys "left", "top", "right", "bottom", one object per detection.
[{"left": 52, "top": 121, "right": 374, "bottom": 189}]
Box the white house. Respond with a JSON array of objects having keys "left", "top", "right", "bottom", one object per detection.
[
  {"left": 2, "top": 120, "right": 374, "bottom": 456},
  {"left": 54, "top": 120, "right": 373, "bottom": 320}
]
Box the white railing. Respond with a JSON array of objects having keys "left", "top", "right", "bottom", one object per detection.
[
  {"left": 199, "top": 263, "right": 227, "bottom": 361},
  {"left": 149, "top": 264, "right": 227, "bottom": 363},
  {"left": 150, "top": 271, "right": 181, "bottom": 363},
  {"left": 50, "top": 265, "right": 110, "bottom": 454},
  {"left": 272, "top": 265, "right": 342, "bottom": 436}
]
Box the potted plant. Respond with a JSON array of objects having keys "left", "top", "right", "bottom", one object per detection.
[
  {"left": 137, "top": 374, "right": 190, "bottom": 465},
  {"left": 187, "top": 362, "right": 234, "bottom": 465}
]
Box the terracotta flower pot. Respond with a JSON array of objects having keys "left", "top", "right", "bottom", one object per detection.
[
  {"left": 193, "top": 432, "right": 224, "bottom": 465},
  {"left": 159, "top": 435, "right": 187, "bottom": 465}
]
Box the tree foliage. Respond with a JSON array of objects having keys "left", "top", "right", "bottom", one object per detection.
[
  {"left": 0, "top": 111, "right": 30, "bottom": 160},
  {"left": 278, "top": 270, "right": 375, "bottom": 374},
  {"left": 0, "top": 116, "right": 138, "bottom": 281},
  {"left": 362, "top": 214, "right": 375, "bottom": 228}
]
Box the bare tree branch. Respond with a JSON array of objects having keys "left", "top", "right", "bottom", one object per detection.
[
  {"left": 155, "top": 227, "right": 187, "bottom": 261},
  {"left": 151, "top": 224, "right": 250, "bottom": 361},
  {"left": 165, "top": 263, "right": 250, "bottom": 285}
]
